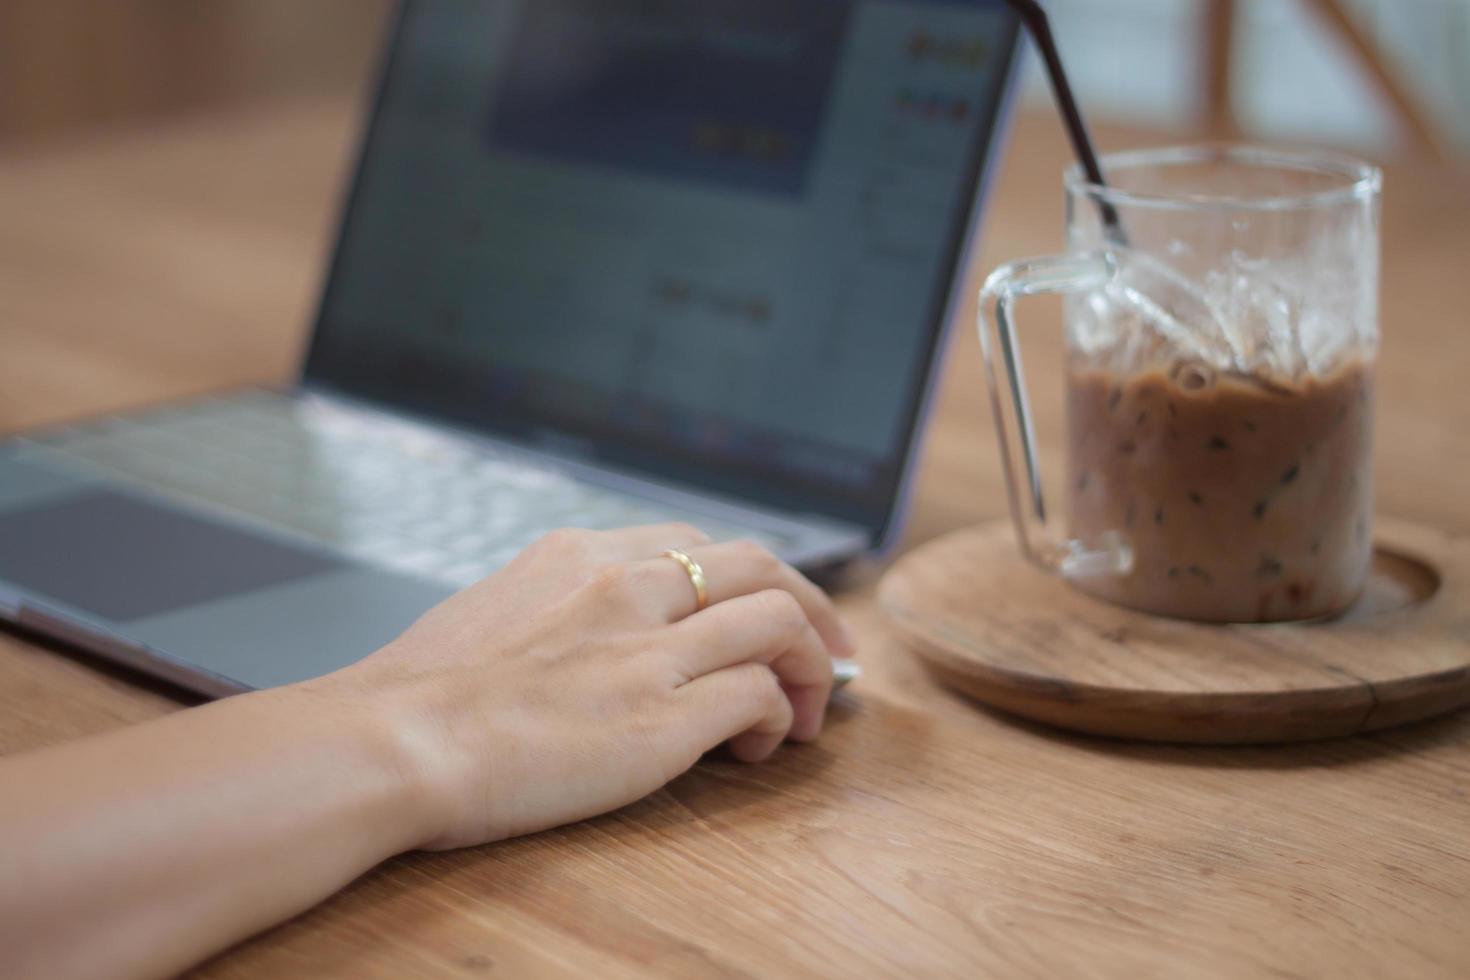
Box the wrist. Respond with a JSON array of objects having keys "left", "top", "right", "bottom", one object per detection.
[{"left": 284, "top": 670, "right": 450, "bottom": 856}]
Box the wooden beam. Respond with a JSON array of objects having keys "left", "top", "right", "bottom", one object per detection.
[
  {"left": 1301, "top": 0, "right": 1448, "bottom": 158},
  {"left": 1201, "top": 0, "right": 1239, "bottom": 139}
]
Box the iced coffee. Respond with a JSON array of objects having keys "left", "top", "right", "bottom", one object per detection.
[
  {"left": 978, "top": 144, "right": 1382, "bottom": 623},
  {"left": 1065, "top": 359, "right": 1374, "bottom": 622}
]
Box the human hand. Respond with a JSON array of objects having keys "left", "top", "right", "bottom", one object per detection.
[{"left": 316, "top": 524, "right": 855, "bottom": 851}]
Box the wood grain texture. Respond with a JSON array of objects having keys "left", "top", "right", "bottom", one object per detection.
[
  {"left": 1, "top": 100, "right": 1469, "bottom": 978},
  {"left": 879, "top": 518, "right": 1470, "bottom": 743}
]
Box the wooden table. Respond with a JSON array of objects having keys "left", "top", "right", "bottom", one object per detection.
[{"left": 3, "top": 98, "right": 1468, "bottom": 978}]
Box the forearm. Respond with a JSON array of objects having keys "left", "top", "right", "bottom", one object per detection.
[
  {"left": 0, "top": 526, "right": 850, "bottom": 977},
  {"left": 0, "top": 679, "right": 431, "bottom": 980}
]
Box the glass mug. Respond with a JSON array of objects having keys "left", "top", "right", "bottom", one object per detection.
[{"left": 978, "top": 146, "right": 1381, "bottom": 623}]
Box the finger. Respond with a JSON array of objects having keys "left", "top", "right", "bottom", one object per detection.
[
  {"left": 665, "top": 590, "right": 832, "bottom": 741},
  {"left": 637, "top": 539, "right": 855, "bottom": 657},
  {"left": 676, "top": 662, "right": 794, "bottom": 762}
]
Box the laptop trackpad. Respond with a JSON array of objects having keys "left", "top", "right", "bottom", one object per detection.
[{"left": 0, "top": 490, "right": 343, "bottom": 622}]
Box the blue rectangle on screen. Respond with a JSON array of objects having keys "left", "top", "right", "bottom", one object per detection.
[{"left": 487, "top": 0, "right": 856, "bottom": 197}]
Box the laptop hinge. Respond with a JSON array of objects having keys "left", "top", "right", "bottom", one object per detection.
[{"left": 0, "top": 582, "right": 21, "bottom": 619}]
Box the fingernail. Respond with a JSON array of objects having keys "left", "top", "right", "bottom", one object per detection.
[{"left": 837, "top": 618, "right": 858, "bottom": 655}]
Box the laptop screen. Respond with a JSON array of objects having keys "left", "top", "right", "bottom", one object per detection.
[{"left": 306, "top": 0, "right": 1020, "bottom": 541}]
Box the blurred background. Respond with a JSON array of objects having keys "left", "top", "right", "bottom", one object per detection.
[
  {"left": 2, "top": 0, "right": 1466, "bottom": 547},
  {"left": 1, "top": 0, "right": 1466, "bottom": 158}
]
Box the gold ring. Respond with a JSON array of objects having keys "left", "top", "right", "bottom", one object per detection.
[{"left": 661, "top": 549, "right": 709, "bottom": 612}]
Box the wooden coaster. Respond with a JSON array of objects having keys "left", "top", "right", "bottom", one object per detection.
[{"left": 878, "top": 518, "right": 1470, "bottom": 744}]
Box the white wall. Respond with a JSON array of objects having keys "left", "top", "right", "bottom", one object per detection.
[{"left": 1018, "top": 0, "right": 1470, "bottom": 155}]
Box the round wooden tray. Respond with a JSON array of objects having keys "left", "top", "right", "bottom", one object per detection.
[{"left": 878, "top": 518, "right": 1470, "bottom": 744}]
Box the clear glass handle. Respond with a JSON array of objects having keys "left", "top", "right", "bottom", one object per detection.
[{"left": 977, "top": 250, "right": 1133, "bottom": 580}]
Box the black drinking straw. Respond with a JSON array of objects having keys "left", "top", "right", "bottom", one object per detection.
[{"left": 1005, "top": 0, "right": 1128, "bottom": 246}]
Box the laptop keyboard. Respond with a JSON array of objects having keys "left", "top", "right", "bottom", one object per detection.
[{"left": 17, "top": 390, "right": 783, "bottom": 588}]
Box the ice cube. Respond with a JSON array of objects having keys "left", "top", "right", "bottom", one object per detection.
[
  {"left": 1070, "top": 246, "right": 1362, "bottom": 381},
  {"left": 1068, "top": 249, "right": 1235, "bottom": 374}
]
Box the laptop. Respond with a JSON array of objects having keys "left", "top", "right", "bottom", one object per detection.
[{"left": 0, "top": 0, "right": 1020, "bottom": 697}]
